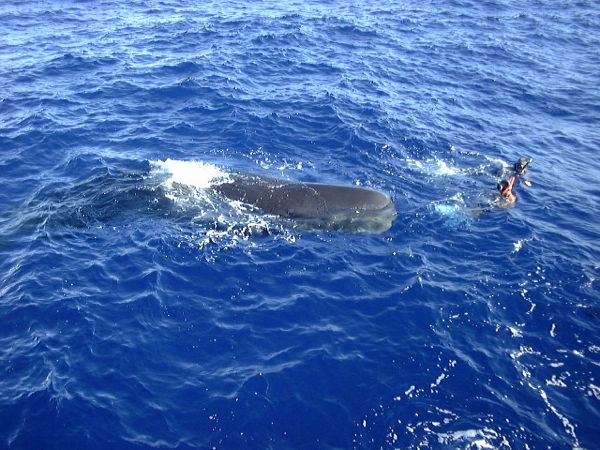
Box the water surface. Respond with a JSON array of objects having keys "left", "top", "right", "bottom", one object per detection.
[{"left": 1, "top": 1, "right": 599, "bottom": 448}]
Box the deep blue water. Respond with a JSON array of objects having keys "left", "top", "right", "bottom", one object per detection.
[{"left": 1, "top": 1, "right": 599, "bottom": 448}]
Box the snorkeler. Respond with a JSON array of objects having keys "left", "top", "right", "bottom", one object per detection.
[
  {"left": 433, "top": 156, "right": 533, "bottom": 218},
  {"left": 496, "top": 157, "right": 533, "bottom": 204}
]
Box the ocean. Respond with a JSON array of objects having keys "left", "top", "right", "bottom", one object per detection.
[{"left": 0, "top": 1, "right": 599, "bottom": 448}]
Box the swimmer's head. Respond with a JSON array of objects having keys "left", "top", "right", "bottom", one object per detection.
[
  {"left": 497, "top": 179, "right": 517, "bottom": 202},
  {"left": 497, "top": 180, "right": 510, "bottom": 194},
  {"left": 514, "top": 158, "right": 532, "bottom": 176}
]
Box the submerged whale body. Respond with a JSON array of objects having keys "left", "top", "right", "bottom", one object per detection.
[{"left": 214, "top": 174, "right": 397, "bottom": 233}]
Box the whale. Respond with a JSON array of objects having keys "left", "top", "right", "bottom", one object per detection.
[{"left": 214, "top": 174, "right": 397, "bottom": 233}]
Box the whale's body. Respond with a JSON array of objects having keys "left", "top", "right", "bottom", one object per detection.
[{"left": 214, "top": 174, "right": 396, "bottom": 233}]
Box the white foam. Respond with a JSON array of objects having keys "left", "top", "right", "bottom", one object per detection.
[
  {"left": 509, "top": 326, "right": 523, "bottom": 338},
  {"left": 589, "top": 384, "right": 600, "bottom": 400},
  {"left": 546, "top": 375, "right": 567, "bottom": 388},
  {"left": 437, "top": 428, "right": 501, "bottom": 449},
  {"left": 513, "top": 237, "right": 533, "bottom": 254},
  {"left": 150, "top": 159, "right": 231, "bottom": 188},
  {"left": 484, "top": 155, "right": 509, "bottom": 168},
  {"left": 430, "top": 372, "right": 448, "bottom": 389},
  {"left": 434, "top": 204, "right": 460, "bottom": 216},
  {"left": 406, "top": 158, "right": 460, "bottom": 176},
  {"left": 433, "top": 201, "right": 472, "bottom": 227},
  {"left": 513, "top": 239, "right": 524, "bottom": 252},
  {"left": 436, "top": 160, "right": 459, "bottom": 175}
]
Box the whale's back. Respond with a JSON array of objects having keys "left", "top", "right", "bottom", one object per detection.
[{"left": 214, "top": 175, "right": 396, "bottom": 233}]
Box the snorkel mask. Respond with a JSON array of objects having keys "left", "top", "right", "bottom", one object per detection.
[{"left": 514, "top": 158, "right": 532, "bottom": 176}]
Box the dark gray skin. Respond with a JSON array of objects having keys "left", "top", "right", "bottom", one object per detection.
[{"left": 214, "top": 174, "right": 397, "bottom": 233}]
